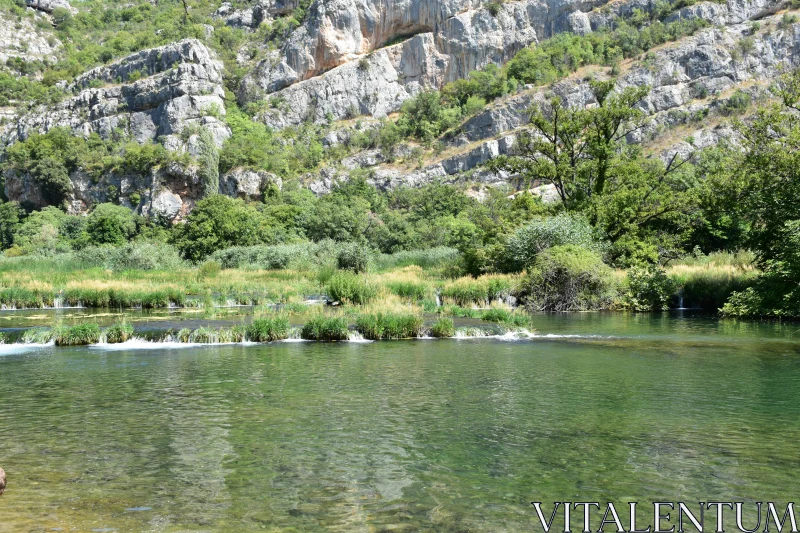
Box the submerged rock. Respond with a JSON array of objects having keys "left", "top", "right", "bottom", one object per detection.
[{"left": 0, "top": 467, "right": 5, "bottom": 496}]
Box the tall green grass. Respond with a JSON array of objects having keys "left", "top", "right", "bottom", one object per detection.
[
  {"left": 104, "top": 322, "right": 134, "bottom": 344},
  {"left": 247, "top": 316, "right": 291, "bottom": 342},
  {"left": 355, "top": 313, "right": 423, "bottom": 340},
  {"left": 374, "top": 247, "right": 461, "bottom": 271},
  {"left": 429, "top": 317, "right": 455, "bottom": 338},
  {"left": 54, "top": 324, "right": 101, "bottom": 346},
  {"left": 300, "top": 316, "right": 350, "bottom": 341},
  {"left": 326, "top": 272, "right": 377, "bottom": 305}
]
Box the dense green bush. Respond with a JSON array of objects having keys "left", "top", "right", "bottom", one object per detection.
[
  {"left": 623, "top": 265, "right": 675, "bottom": 311},
  {"left": 198, "top": 260, "right": 222, "bottom": 279},
  {"left": 336, "top": 242, "right": 372, "bottom": 273},
  {"left": 326, "top": 272, "right": 377, "bottom": 305},
  {"left": 171, "top": 195, "right": 277, "bottom": 262},
  {"left": 521, "top": 245, "right": 617, "bottom": 311},
  {"left": 247, "top": 316, "right": 291, "bottom": 342},
  {"left": 86, "top": 203, "right": 138, "bottom": 246},
  {"left": 429, "top": 317, "right": 455, "bottom": 338},
  {"left": 75, "top": 242, "right": 184, "bottom": 271},
  {"left": 504, "top": 214, "right": 600, "bottom": 272},
  {"left": 300, "top": 316, "right": 350, "bottom": 341}
]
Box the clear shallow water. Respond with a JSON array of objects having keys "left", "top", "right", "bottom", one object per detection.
[{"left": 2, "top": 313, "right": 800, "bottom": 532}]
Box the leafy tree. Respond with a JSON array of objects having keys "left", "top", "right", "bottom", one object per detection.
[
  {"left": 86, "top": 203, "right": 138, "bottom": 246},
  {"left": 171, "top": 195, "right": 276, "bottom": 262},
  {"left": 715, "top": 70, "right": 800, "bottom": 316},
  {"left": 0, "top": 202, "right": 22, "bottom": 250},
  {"left": 491, "top": 81, "right": 650, "bottom": 208}
]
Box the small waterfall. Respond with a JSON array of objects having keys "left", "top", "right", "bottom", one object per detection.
[
  {"left": 434, "top": 289, "right": 442, "bottom": 307},
  {"left": 347, "top": 331, "right": 372, "bottom": 343},
  {"left": 454, "top": 327, "right": 493, "bottom": 338}
]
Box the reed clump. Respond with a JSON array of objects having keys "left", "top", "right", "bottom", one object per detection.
[
  {"left": 355, "top": 313, "right": 423, "bottom": 340},
  {"left": 300, "top": 316, "right": 350, "bottom": 341},
  {"left": 247, "top": 316, "right": 291, "bottom": 342},
  {"left": 104, "top": 322, "right": 134, "bottom": 344},
  {"left": 326, "top": 272, "right": 377, "bottom": 305},
  {"left": 429, "top": 317, "right": 455, "bottom": 338},
  {"left": 55, "top": 323, "right": 101, "bottom": 346}
]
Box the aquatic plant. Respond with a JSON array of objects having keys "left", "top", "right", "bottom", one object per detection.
[
  {"left": 355, "top": 313, "right": 423, "bottom": 340},
  {"left": 22, "top": 328, "right": 54, "bottom": 344},
  {"left": 104, "top": 322, "right": 134, "bottom": 344},
  {"left": 429, "top": 317, "right": 455, "bottom": 338},
  {"left": 247, "top": 316, "right": 291, "bottom": 342},
  {"left": 300, "top": 316, "right": 350, "bottom": 341},
  {"left": 54, "top": 323, "right": 101, "bottom": 346}
]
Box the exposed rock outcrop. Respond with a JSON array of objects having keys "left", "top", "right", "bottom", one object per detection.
[
  {"left": 0, "top": 13, "right": 61, "bottom": 66},
  {"left": 4, "top": 39, "right": 230, "bottom": 149},
  {"left": 2, "top": 39, "right": 231, "bottom": 217},
  {"left": 310, "top": 13, "right": 799, "bottom": 192},
  {"left": 221, "top": 168, "right": 282, "bottom": 200},
  {"left": 240, "top": 0, "right": 577, "bottom": 127},
  {"left": 25, "top": 0, "right": 75, "bottom": 14}
]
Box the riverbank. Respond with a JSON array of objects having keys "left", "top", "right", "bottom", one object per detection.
[{"left": 0, "top": 249, "right": 757, "bottom": 314}]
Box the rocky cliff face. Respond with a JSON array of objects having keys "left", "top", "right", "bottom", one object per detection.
[
  {"left": 1, "top": 0, "right": 798, "bottom": 216},
  {"left": 238, "top": 0, "right": 586, "bottom": 127},
  {"left": 306, "top": 5, "right": 800, "bottom": 193},
  {"left": 1, "top": 39, "right": 232, "bottom": 219},
  {"left": 4, "top": 39, "right": 230, "bottom": 148}
]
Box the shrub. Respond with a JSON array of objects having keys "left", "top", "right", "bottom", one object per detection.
[
  {"left": 198, "top": 260, "right": 222, "bottom": 279},
  {"left": 75, "top": 242, "right": 185, "bottom": 271},
  {"left": 624, "top": 265, "right": 675, "bottom": 311},
  {"left": 86, "top": 203, "right": 138, "bottom": 246},
  {"left": 521, "top": 245, "right": 617, "bottom": 311},
  {"left": 300, "top": 316, "right": 350, "bottom": 341},
  {"left": 336, "top": 242, "right": 371, "bottom": 273},
  {"left": 504, "top": 213, "right": 601, "bottom": 272},
  {"left": 374, "top": 247, "right": 461, "bottom": 270},
  {"left": 210, "top": 243, "right": 321, "bottom": 270},
  {"left": 355, "top": 313, "right": 423, "bottom": 340},
  {"left": 429, "top": 317, "right": 455, "bottom": 338},
  {"left": 386, "top": 281, "right": 430, "bottom": 301},
  {"left": 171, "top": 195, "right": 276, "bottom": 262},
  {"left": 247, "top": 316, "right": 290, "bottom": 342},
  {"left": 55, "top": 323, "right": 101, "bottom": 346},
  {"left": 326, "top": 272, "right": 377, "bottom": 305},
  {"left": 105, "top": 322, "right": 134, "bottom": 344}
]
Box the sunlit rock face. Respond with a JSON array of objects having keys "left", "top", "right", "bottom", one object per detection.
[
  {"left": 2, "top": 40, "right": 230, "bottom": 217},
  {"left": 239, "top": 0, "right": 591, "bottom": 127}
]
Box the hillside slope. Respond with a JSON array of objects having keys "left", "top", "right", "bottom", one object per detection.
[{"left": 0, "top": 0, "right": 797, "bottom": 219}]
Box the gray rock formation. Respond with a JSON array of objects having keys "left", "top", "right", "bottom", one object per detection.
[
  {"left": 0, "top": 14, "right": 61, "bottom": 66},
  {"left": 2, "top": 39, "right": 231, "bottom": 217},
  {"left": 220, "top": 168, "right": 282, "bottom": 200},
  {"left": 25, "top": 0, "right": 75, "bottom": 14},
  {"left": 4, "top": 39, "right": 230, "bottom": 148},
  {"left": 311, "top": 12, "right": 799, "bottom": 192},
  {"left": 240, "top": 0, "right": 591, "bottom": 127}
]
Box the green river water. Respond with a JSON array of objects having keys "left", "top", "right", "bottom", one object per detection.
[{"left": 1, "top": 312, "right": 800, "bottom": 532}]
